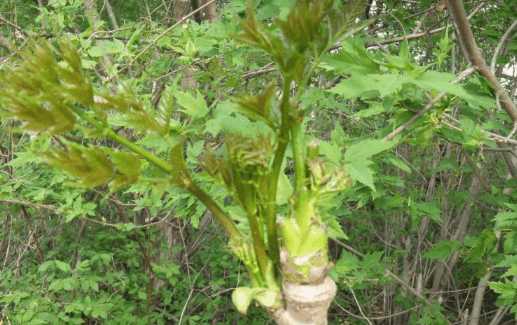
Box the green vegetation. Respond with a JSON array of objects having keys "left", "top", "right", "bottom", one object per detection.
[{"left": 1, "top": 0, "right": 516, "bottom": 324}]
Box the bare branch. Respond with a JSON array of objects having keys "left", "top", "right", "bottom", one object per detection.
[
  {"left": 469, "top": 271, "right": 492, "bottom": 325},
  {"left": 448, "top": 0, "right": 517, "bottom": 123},
  {"left": 490, "top": 20, "right": 517, "bottom": 75}
]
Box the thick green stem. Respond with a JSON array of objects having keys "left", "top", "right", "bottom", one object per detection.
[
  {"left": 291, "top": 122, "right": 305, "bottom": 195},
  {"left": 238, "top": 184, "right": 270, "bottom": 278},
  {"left": 267, "top": 78, "right": 292, "bottom": 266},
  {"left": 247, "top": 211, "right": 270, "bottom": 281},
  {"left": 290, "top": 121, "right": 311, "bottom": 230}
]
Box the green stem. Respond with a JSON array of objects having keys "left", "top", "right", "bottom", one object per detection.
[
  {"left": 72, "top": 107, "right": 241, "bottom": 239},
  {"left": 235, "top": 178, "right": 270, "bottom": 277},
  {"left": 267, "top": 78, "right": 292, "bottom": 265},
  {"left": 246, "top": 209, "right": 270, "bottom": 279},
  {"left": 291, "top": 121, "right": 306, "bottom": 196},
  {"left": 185, "top": 183, "right": 242, "bottom": 239},
  {"left": 105, "top": 129, "right": 173, "bottom": 173}
]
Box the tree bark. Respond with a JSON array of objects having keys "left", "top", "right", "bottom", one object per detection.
[
  {"left": 273, "top": 277, "right": 337, "bottom": 325},
  {"left": 201, "top": 0, "right": 217, "bottom": 22}
]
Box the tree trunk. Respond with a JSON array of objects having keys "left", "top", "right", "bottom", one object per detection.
[
  {"left": 273, "top": 277, "right": 336, "bottom": 325},
  {"left": 201, "top": 0, "right": 217, "bottom": 22}
]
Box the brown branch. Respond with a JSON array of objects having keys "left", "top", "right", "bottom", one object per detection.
[
  {"left": 0, "top": 14, "right": 26, "bottom": 36},
  {"left": 490, "top": 20, "right": 517, "bottom": 75},
  {"left": 448, "top": 0, "right": 517, "bottom": 123},
  {"left": 384, "top": 67, "right": 475, "bottom": 141},
  {"left": 367, "top": 2, "right": 484, "bottom": 49},
  {"left": 469, "top": 270, "right": 492, "bottom": 325}
]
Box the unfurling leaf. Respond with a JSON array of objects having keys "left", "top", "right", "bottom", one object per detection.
[
  {"left": 0, "top": 40, "right": 94, "bottom": 134},
  {"left": 94, "top": 84, "right": 143, "bottom": 112},
  {"left": 45, "top": 144, "right": 113, "bottom": 188},
  {"left": 236, "top": 4, "right": 286, "bottom": 65},
  {"left": 234, "top": 84, "right": 277, "bottom": 127},
  {"left": 45, "top": 143, "right": 141, "bottom": 189},
  {"left": 169, "top": 141, "right": 190, "bottom": 185},
  {"left": 226, "top": 135, "right": 272, "bottom": 174},
  {"left": 276, "top": 0, "right": 334, "bottom": 53},
  {"left": 110, "top": 152, "right": 141, "bottom": 190}
]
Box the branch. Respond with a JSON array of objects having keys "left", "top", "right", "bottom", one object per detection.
[
  {"left": 266, "top": 77, "right": 293, "bottom": 265},
  {"left": 0, "top": 199, "right": 57, "bottom": 211},
  {"left": 384, "top": 67, "right": 475, "bottom": 141},
  {"left": 367, "top": 3, "right": 483, "bottom": 49},
  {"left": 469, "top": 270, "right": 492, "bottom": 325},
  {"left": 448, "top": 0, "right": 517, "bottom": 123},
  {"left": 0, "top": 14, "right": 26, "bottom": 36},
  {"left": 490, "top": 20, "right": 517, "bottom": 75},
  {"left": 440, "top": 114, "right": 517, "bottom": 146},
  {"left": 124, "top": 0, "right": 217, "bottom": 72}
]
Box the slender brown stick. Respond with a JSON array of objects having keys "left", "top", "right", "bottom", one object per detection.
[
  {"left": 0, "top": 14, "right": 26, "bottom": 36},
  {"left": 384, "top": 67, "right": 475, "bottom": 141},
  {"left": 448, "top": 0, "right": 517, "bottom": 123}
]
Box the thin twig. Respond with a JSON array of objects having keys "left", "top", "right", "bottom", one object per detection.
[
  {"left": 490, "top": 20, "right": 517, "bottom": 75},
  {"left": 0, "top": 14, "right": 26, "bottom": 36},
  {"left": 348, "top": 286, "right": 374, "bottom": 325},
  {"left": 384, "top": 67, "right": 475, "bottom": 141},
  {"left": 0, "top": 199, "right": 57, "bottom": 211},
  {"left": 123, "top": 0, "right": 217, "bottom": 72},
  {"left": 335, "top": 300, "right": 418, "bottom": 321},
  {"left": 366, "top": 2, "right": 485, "bottom": 49},
  {"left": 333, "top": 239, "right": 438, "bottom": 308}
]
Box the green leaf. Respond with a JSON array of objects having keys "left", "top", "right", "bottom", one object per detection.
[
  {"left": 88, "top": 39, "right": 125, "bottom": 57},
  {"left": 494, "top": 211, "right": 517, "bottom": 231},
  {"left": 345, "top": 139, "right": 395, "bottom": 162},
  {"left": 412, "top": 201, "right": 441, "bottom": 224},
  {"left": 386, "top": 157, "right": 412, "bottom": 173},
  {"left": 330, "top": 74, "right": 409, "bottom": 99},
  {"left": 424, "top": 240, "right": 461, "bottom": 260},
  {"left": 353, "top": 102, "right": 386, "bottom": 118},
  {"left": 231, "top": 287, "right": 254, "bottom": 314},
  {"left": 346, "top": 160, "right": 375, "bottom": 191},
  {"left": 276, "top": 172, "right": 293, "bottom": 205},
  {"left": 459, "top": 117, "right": 489, "bottom": 148},
  {"left": 412, "top": 71, "right": 493, "bottom": 107},
  {"left": 174, "top": 90, "right": 209, "bottom": 119},
  {"left": 55, "top": 260, "right": 71, "bottom": 273},
  {"left": 333, "top": 251, "right": 360, "bottom": 275},
  {"left": 319, "top": 140, "right": 341, "bottom": 164},
  {"left": 321, "top": 39, "right": 379, "bottom": 75}
]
